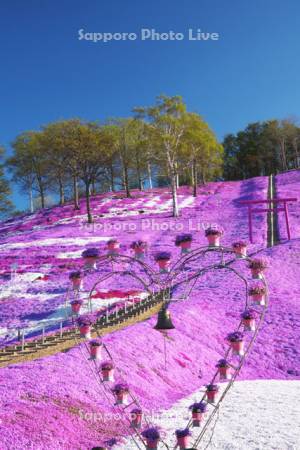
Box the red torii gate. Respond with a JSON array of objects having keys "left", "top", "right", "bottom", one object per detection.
[{"left": 239, "top": 198, "right": 297, "bottom": 243}]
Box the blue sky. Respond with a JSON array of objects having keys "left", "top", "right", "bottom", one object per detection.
[{"left": 1, "top": 0, "right": 300, "bottom": 209}]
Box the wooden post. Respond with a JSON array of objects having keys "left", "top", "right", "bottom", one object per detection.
[
  {"left": 248, "top": 205, "right": 253, "bottom": 243},
  {"left": 21, "top": 330, "right": 25, "bottom": 351},
  {"left": 239, "top": 197, "right": 297, "bottom": 243},
  {"left": 283, "top": 201, "right": 291, "bottom": 240}
]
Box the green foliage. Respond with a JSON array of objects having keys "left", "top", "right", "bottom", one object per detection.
[
  {"left": 0, "top": 146, "right": 13, "bottom": 217},
  {"left": 5, "top": 94, "right": 224, "bottom": 220},
  {"left": 223, "top": 119, "right": 300, "bottom": 179}
]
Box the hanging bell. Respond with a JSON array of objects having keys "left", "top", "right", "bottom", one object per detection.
[{"left": 154, "top": 306, "right": 175, "bottom": 330}]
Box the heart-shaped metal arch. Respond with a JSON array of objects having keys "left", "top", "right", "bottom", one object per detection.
[{"left": 74, "top": 245, "right": 268, "bottom": 449}]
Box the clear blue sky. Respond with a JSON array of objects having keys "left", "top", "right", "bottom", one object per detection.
[{"left": 1, "top": 0, "right": 300, "bottom": 210}]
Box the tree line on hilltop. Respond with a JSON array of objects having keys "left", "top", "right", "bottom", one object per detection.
[{"left": 0, "top": 95, "right": 299, "bottom": 222}]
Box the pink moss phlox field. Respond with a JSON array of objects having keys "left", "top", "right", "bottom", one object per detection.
[{"left": 0, "top": 175, "right": 299, "bottom": 449}]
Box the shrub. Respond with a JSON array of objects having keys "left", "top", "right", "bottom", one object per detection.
[
  {"left": 216, "top": 358, "right": 230, "bottom": 368},
  {"left": 249, "top": 285, "right": 266, "bottom": 295},
  {"left": 130, "top": 240, "right": 147, "bottom": 250},
  {"left": 112, "top": 383, "right": 129, "bottom": 394},
  {"left": 69, "top": 270, "right": 81, "bottom": 279},
  {"left": 154, "top": 251, "right": 171, "bottom": 262},
  {"left": 205, "top": 226, "right": 223, "bottom": 236},
  {"left": 82, "top": 248, "right": 99, "bottom": 258},
  {"left": 141, "top": 427, "right": 160, "bottom": 440},
  {"left": 89, "top": 339, "right": 102, "bottom": 347},
  {"left": 107, "top": 239, "right": 119, "bottom": 245},
  {"left": 100, "top": 361, "right": 114, "bottom": 371},
  {"left": 248, "top": 258, "right": 268, "bottom": 270},
  {"left": 175, "top": 234, "right": 192, "bottom": 246},
  {"left": 189, "top": 401, "right": 207, "bottom": 413},
  {"left": 175, "top": 428, "right": 192, "bottom": 438},
  {"left": 77, "top": 315, "right": 93, "bottom": 326},
  {"left": 206, "top": 383, "right": 219, "bottom": 391},
  {"left": 227, "top": 331, "right": 244, "bottom": 342},
  {"left": 232, "top": 241, "right": 247, "bottom": 248},
  {"left": 241, "top": 309, "right": 256, "bottom": 320}
]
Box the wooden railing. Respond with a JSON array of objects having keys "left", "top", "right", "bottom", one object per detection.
[{"left": 0, "top": 292, "right": 164, "bottom": 367}]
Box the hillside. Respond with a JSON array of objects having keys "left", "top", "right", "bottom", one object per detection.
[{"left": 0, "top": 173, "right": 299, "bottom": 449}]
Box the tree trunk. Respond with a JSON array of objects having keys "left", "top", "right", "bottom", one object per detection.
[
  {"left": 137, "top": 170, "right": 143, "bottom": 190},
  {"left": 73, "top": 176, "right": 80, "bottom": 210},
  {"left": 136, "top": 154, "right": 143, "bottom": 190},
  {"left": 59, "top": 178, "right": 65, "bottom": 205},
  {"left": 91, "top": 180, "right": 96, "bottom": 196},
  {"left": 85, "top": 182, "right": 93, "bottom": 223},
  {"left": 110, "top": 164, "right": 115, "bottom": 191},
  {"left": 36, "top": 175, "right": 45, "bottom": 208},
  {"left": 292, "top": 138, "right": 299, "bottom": 168},
  {"left": 29, "top": 187, "right": 34, "bottom": 213},
  {"left": 40, "top": 187, "right": 45, "bottom": 208},
  {"left": 279, "top": 139, "right": 287, "bottom": 171},
  {"left": 147, "top": 162, "right": 153, "bottom": 189},
  {"left": 192, "top": 160, "right": 197, "bottom": 197},
  {"left": 171, "top": 173, "right": 179, "bottom": 217},
  {"left": 123, "top": 165, "right": 131, "bottom": 198}
]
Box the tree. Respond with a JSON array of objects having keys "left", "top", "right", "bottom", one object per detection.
[
  {"left": 111, "top": 118, "right": 141, "bottom": 198},
  {"left": 134, "top": 95, "right": 187, "bottom": 217},
  {"left": 223, "top": 119, "right": 300, "bottom": 180},
  {"left": 40, "top": 122, "right": 71, "bottom": 205},
  {"left": 0, "top": 146, "right": 13, "bottom": 216},
  {"left": 72, "top": 121, "right": 110, "bottom": 223},
  {"left": 182, "top": 113, "right": 223, "bottom": 196},
  {"left": 100, "top": 124, "right": 119, "bottom": 192},
  {"left": 9, "top": 131, "right": 49, "bottom": 209}
]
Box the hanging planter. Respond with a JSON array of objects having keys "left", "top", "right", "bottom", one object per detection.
[
  {"left": 107, "top": 239, "right": 120, "bottom": 256},
  {"left": 112, "top": 383, "right": 129, "bottom": 405},
  {"left": 205, "top": 384, "right": 219, "bottom": 403},
  {"left": 141, "top": 427, "right": 160, "bottom": 450},
  {"left": 189, "top": 401, "right": 207, "bottom": 427},
  {"left": 227, "top": 331, "right": 245, "bottom": 356},
  {"left": 232, "top": 241, "right": 247, "bottom": 258},
  {"left": 205, "top": 226, "right": 223, "bottom": 247},
  {"left": 175, "top": 428, "right": 192, "bottom": 449},
  {"left": 82, "top": 248, "right": 99, "bottom": 270},
  {"left": 154, "top": 252, "right": 171, "bottom": 273},
  {"left": 89, "top": 339, "right": 102, "bottom": 360},
  {"left": 130, "top": 240, "right": 147, "bottom": 260},
  {"left": 70, "top": 299, "right": 83, "bottom": 315},
  {"left": 69, "top": 271, "right": 82, "bottom": 290},
  {"left": 248, "top": 258, "right": 268, "bottom": 279},
  {"left": 100, "top": 361, "right": 115, "bottom": 382},
  {"left": 175, "top": 234, "right": 193, "bottom": 254},
  {"left": 216, "top": 359, "right": 232, "bottom": 380},
  {"left": 77, "top": 316, "right": 93, "bottom": 339},
  {"left": 249, "top": 285, "right": 266, "bottom": 306},
  {"left": 130, "top": 408, "right": 143, "bottom": 429},
  {"left": 241, "top": 309, "right": 256, "bottom": 331}
]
